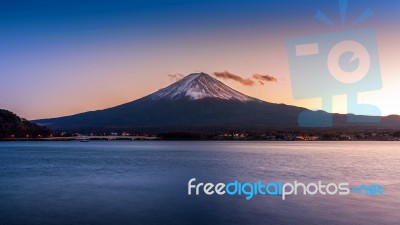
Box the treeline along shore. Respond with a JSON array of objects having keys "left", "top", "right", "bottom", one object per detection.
[{"left": 1, "top": 109, "right": 400, "bottom": 141}]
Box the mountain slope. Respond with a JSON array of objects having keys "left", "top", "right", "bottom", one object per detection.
[
  {"left": 0, "top": 109, "right": 52, "bottom": 138},
  {"left": 34, "top": 72, "right": 400, "bottom": 132}
]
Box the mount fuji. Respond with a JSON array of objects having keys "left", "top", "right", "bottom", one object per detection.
[
  {"left": 35, "top": 72, "right": 400, "bottom": 132},
  {"left": 149, "top": 72, "right": 255, "bottom": 102}
]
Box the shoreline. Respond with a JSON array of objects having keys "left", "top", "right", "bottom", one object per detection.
[{"left": 1, "top": 138, "right": 399, "bottom": 142}]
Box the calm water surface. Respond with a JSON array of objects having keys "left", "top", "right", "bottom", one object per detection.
[{"left": 0, "top": 141, "right": 399, "bottom": 225}]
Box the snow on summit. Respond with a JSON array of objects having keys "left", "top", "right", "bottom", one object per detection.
[{"left": 150, "top": 72, "right": 255, "bottom": 101}]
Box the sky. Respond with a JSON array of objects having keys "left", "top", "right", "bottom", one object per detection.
[{"left": 0, "top": 0, "right": 399, "bottom": 120}]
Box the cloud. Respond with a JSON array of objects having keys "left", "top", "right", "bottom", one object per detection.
[
  {"left": 213, "top": 71, "right": 255, "bottom": 86},
  {"left": 168, "top": 73, "right": 184, "bottom": 81},
  {"left": 252, "top": 73, "right": 277, "bottom": 83}
]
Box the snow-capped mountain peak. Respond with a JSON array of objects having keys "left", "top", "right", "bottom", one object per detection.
[{"left": 150, "top": 72, "right": 255, "bottom": 101}]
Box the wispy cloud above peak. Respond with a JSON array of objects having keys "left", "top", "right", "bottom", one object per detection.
[
  {"left": 168, "top": 73, "right": 184, "bottom": 81},
  {"left": 253, "top": 73, "right": 277, "bottom": 83},
  {"left": 213, "top": 71, "right": 255, "bottom": 86},
  {"left": 213, "top": 71, "right": 277, "bottom": 86}
]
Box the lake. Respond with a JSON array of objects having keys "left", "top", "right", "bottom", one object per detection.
[{"left": 0, "top": 141, "right": 399, "bottom": 225}]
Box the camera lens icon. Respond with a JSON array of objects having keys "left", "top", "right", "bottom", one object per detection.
[
  {"left": 287, "top": 29, "right": 382, "bottom": 127},
  {"left": 327, "top": 40, "right": 371, "bottom": 84}
]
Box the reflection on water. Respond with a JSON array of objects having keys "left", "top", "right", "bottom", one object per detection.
[{"left": 0, "top": 141, "right": 399, "bottom": 225}]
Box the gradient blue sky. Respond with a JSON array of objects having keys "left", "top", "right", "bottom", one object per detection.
[{"left": 1, "top": 0, "right": 399, "bottom": 119}]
